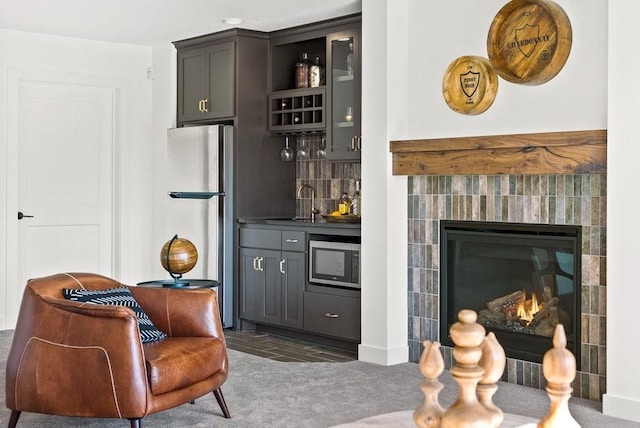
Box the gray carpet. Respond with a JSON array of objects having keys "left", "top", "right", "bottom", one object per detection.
[{"left": 0, "top": 330, "right": 637, "bottom": 427}]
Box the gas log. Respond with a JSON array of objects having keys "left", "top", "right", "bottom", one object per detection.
[
  {"left": 479, "top": 290, "right": 565, "bottom": 338},
  {"left": 486, "top": 291, "right": 524, "bottom": 314},
  {"left": 530, "top": 297, "right": 559, "bottom": 327}
]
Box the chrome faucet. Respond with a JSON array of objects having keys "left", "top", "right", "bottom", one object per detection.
[{"left": 297, "top": 184, "right": 319, "bottom": 223}]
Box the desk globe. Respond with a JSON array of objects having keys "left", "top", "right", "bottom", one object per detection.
[{"left": 161, "top": 235, "right": 198, "bottom": 280}]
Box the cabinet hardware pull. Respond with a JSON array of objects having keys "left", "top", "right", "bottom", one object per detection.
[
  {"left": 198, "top": 99, "right": 204, "bottom": 112},
  {"left": 280, "top": 259, "right": 285, "bottom": 274},
  {"left": 202, "top": 98, "right": 208, "bottom": 112},
  {"left": 285, "top": 239, "right": 298, "bottom": 243},
  {"left": 253, "top": 257, "right": 258, "bottom": 271},
  {"left": 258, "top": 257, "right": 264, "bottom": 271},
  {"left": 357, "top": 136, "right": 362, "bottom": 151},
  {"left": 350, "top": 136, "right": 356, "bottom": 151},
  {"left": 324, "top": 313, "right": 339, "bottom": 318}
]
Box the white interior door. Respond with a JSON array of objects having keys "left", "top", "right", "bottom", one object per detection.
[{"left": 5, "top": 78, "right": 114, "bottom": 328}]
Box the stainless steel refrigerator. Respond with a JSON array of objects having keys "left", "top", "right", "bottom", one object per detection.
[{"left": 166, "top": 125, "right": 234, "bottom": 328}]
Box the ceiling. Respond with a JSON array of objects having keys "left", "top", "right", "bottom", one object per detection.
[{"left": 0, "top": 0, "right": 362, "bottom": 46}]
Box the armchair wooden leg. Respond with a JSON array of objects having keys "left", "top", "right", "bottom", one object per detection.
[
  {"left": 8, "top": 410, "right": 21, "bottom": 428},
  {"left": 213, "top": 388, "right": 231, "bottom": 418},
  {"left": 129, "top": 418, "right": 141, "bottom": 428}
]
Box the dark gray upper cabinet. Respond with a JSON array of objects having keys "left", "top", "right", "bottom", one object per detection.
[
  {"left": 177, "top": 41, "right": 235, "bottom": 123},
  {"left": 326, "top": 28, "right": 361, "bottom": 161},
  {"left": 267, "top": 14, "right": 361, "bottom": 161}
]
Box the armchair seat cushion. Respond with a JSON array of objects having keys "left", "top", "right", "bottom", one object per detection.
[{"left": 143, "top": 337, "right": 226, "bottom": 395}]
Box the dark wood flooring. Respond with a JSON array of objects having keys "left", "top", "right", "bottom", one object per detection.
[{"left": 224, "top": 330, "right": 357, "bottom": 362}]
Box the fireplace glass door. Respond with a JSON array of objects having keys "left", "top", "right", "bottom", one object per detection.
[{"left": 440, "top": 221, "right": 581, "bottom": 366}]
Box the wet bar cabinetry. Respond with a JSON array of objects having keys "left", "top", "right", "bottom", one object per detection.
[
  {"left": 239, "top": 227, "right": 306, "bottom": 329},
  {"left": 238, "top": 220, "right": 361, "bottom": 347},
  {"left": 268, "top": 87, "right": 325, "bottom": 133},
  {"left": 268, "top": 14, "right": 361, "bottom": 161}
]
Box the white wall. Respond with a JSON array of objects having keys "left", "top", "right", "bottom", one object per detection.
[
  {"left": 0, "top": 30, "right": 154, "bottom": 327},
  {"left": 359, "top": 0, "right": 410, "bottom": 365},
  {"left": 603, "top": 0, "right": 640, "bottom": 422},
  {"left": 149, "top": 42, "right": 178, "bottom": 280},
  {"left": 360, "top": 0, "right": 640, "bottom": 418},
  {"left": 364, "top": 0, "right": 640, "bottom": 422},
  {"left": 404, "top": 0, "right": 607, "bottom": 138}
]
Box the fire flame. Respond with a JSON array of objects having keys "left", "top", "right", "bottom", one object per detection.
[{"left": 516, "top": 291, "right": 540, "bottom": 325}]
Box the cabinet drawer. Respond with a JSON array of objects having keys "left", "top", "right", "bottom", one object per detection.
[
  {"left": 240, "top": 228, "right": 281, "bottom": 249},
  {"left": 282, "top": 231, "right": 305, "bottom": 252},
  {"left": 303, "top": 291, "right": 360, "bottom": 341}
]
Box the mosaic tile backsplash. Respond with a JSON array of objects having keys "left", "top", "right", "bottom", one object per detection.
[
  {"left": 408, "top": 174, "right": 606, "bottom": 401},
  {"left": 293, "top": 133, "right": 361, "bottom": 218}
]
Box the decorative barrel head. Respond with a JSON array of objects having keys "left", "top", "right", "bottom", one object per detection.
[{"left": 160, "top": 235, "right": 198, "bottom": 277}]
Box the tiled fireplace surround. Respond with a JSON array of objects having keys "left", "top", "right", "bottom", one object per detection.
[{"left": 407, "top": 174, "right": 606, "bottom": 401}]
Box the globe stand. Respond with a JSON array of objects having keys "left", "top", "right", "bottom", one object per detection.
[{"left": 165, "top": 235, "right": 184, "bottom": 285}]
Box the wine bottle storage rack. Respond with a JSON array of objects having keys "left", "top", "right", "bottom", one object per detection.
[{"left": 269, "top": 87, "right": 325, "bottom": 133}]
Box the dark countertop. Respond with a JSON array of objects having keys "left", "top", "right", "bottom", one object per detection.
[{"left": 238, "top": 217, "right": 361, "bottom": 236}]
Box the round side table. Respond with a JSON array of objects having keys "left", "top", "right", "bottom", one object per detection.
[{"left": 137, "top": 279, "right": 223, "bottom": 324}]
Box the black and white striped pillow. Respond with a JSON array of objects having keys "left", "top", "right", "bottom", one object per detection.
[{"left": 63, "top": 287, "right": 168, "bottom": 344}]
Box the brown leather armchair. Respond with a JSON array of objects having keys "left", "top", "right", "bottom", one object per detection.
[{"left": 5, "top": 273, "right": 231, "bottom": 427}]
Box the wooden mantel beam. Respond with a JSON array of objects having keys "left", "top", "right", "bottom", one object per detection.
[{"left": 389, "top": 130, "right": 607, "bottom": 176}]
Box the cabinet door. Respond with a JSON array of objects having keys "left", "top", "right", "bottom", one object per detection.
[
  {"left": 176, "top": 41, "right": 236, "bottom": 124},
  {"left": 239, "top": 248, "right": 262, "bottom": 322},
  {"left": 281, "top": 251, "right": 305, "bottom": 329},
  {"left": 177, "top": 48, "right": 206, "bottom": 123},
  {"left": 326, "top": 29, "right": 361, "bottom": 161},
  {"left": 203, "top": 41, "right": 235, "bottom": 120},
  {"left": 257, "top": 249, "right": 282, "bottom": 326}
]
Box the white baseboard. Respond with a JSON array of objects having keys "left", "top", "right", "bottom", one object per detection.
[
  {"left": 358, "top": 343, "right": 408, "bottom": 365},
  {"left": 603, "top": 393, "right": 640, "bottom": 423}
]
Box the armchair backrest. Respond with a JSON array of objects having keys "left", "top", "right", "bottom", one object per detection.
[{"left": 5, "top": 273, "right": 149, "bottom": 418}]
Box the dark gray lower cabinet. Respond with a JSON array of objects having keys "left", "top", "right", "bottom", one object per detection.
[
  {"left": 239, "top": 248, "right": 261, "bottom": 322},
  {"left": 239, "top": 228, "right": 305, "bottom": 330},
  {"left": 239, "top": 224, "right": 361, "bottom": 342},
  {"left": 280, "top": 251, "right": 305, "bottom": 328},
  {"left": 303, "top": 291, "right": 361, "bottom": 341}
]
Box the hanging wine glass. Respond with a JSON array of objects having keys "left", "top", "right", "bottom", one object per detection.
[
  {"left": 316, "top": 134, "right": 326, "bottom": 159},
  {"left": 297, "top": 134, "right": 309, "bottom": 160},
  {"left": 281, "top": 135, "right": 294, "bottom": 162}
]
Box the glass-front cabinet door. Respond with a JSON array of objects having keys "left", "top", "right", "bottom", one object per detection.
[{"left": 326, "top": 29, "right": 361, "bottom": 161}]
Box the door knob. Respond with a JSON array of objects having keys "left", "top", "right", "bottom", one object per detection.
[{"left": 17, "top": 212, "right": 34, "bottom": 220}]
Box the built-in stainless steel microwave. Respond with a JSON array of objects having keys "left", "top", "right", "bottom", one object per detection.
[{"left": 309, "top": 240, "right": 360, "bottom": 289}]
